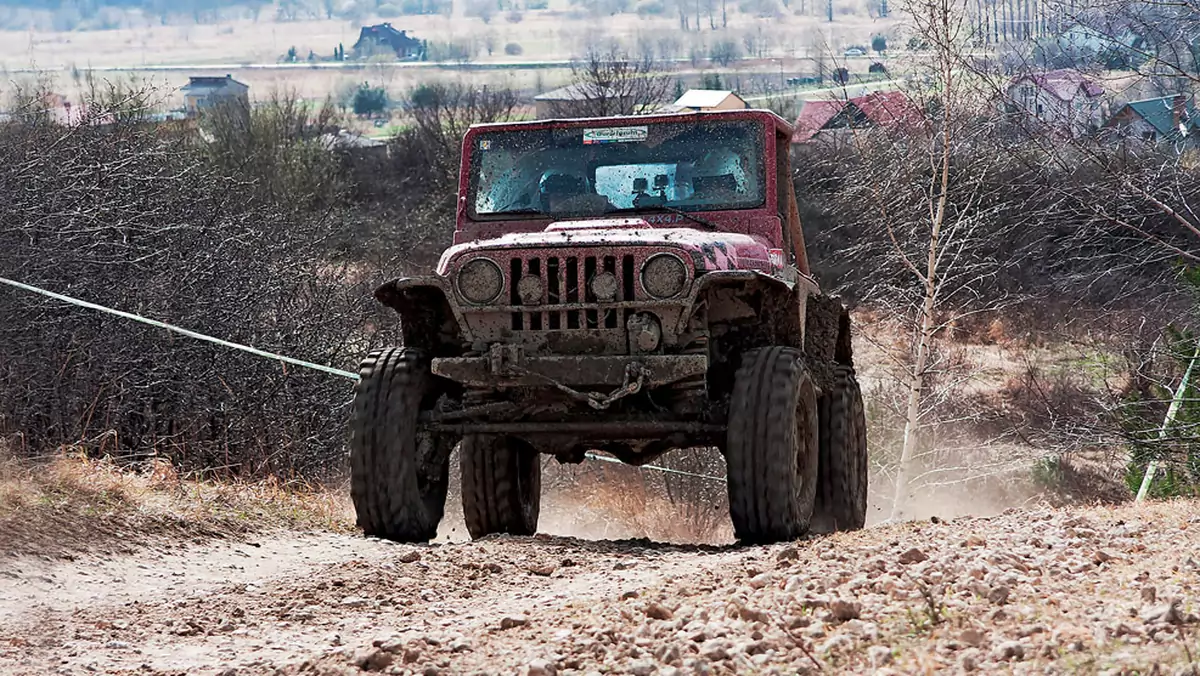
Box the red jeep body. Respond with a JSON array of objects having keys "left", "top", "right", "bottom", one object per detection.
[{"left": 356, "top": 109, "right": 864, "bottom": 545}]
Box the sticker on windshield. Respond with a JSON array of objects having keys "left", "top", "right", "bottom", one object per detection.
[{"left": 583, "top": 126, "right": 648, "bottom": 144}]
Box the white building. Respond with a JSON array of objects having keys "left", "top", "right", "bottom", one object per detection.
[
  {"left": 671, "top": 90, "right": 747, "bottom": 112},
  {"left": 1005, "top": 69, "right": 1104, "bottom": 138}
]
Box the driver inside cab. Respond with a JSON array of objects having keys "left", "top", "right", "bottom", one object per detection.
[{"left": 536, "top": 168, "right": 614, "bottom": 215}]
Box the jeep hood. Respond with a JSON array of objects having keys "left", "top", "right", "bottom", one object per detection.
[{"left": 437, "top": 218, "right": 774, "bottom": 274}]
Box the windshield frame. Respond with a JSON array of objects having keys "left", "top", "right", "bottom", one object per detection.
[{"left": 463, "top": 116, "right": 771, "bottom": 222}]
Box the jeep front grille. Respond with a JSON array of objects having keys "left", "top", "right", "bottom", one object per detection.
[{"left": 509, "top": 254, "right": 637, "bottom": 331}]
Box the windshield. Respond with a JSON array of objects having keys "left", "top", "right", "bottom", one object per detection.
[{"left": 469, "top": 120, "right": 765, "bottom": 219}]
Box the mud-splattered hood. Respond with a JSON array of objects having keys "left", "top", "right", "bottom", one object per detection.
[{"left": 437, "top": 218, "right": 775, "bottom": 275}]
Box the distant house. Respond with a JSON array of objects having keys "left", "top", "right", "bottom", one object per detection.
[
  {"left": 1057, "top": 24, "right": 1143, "bottom": 53},
  {"left": 851, "top": 90, "right": 923, "bottom": 128},
  {"left": 353, "top": 23, "right": 423, "bottom": 59},
  {"left": 791, "top": 90, "right": 923, "bottom": 143},
  {"left": 39, "top": 92, "right": 83, "bottom": 126},
  {"left": 533, "top": 83, "right": 629, "bottom": 119},
  {"left": 320, "top": 130, "right": 389, "bottom": 160},
  {"left": 1102, "top": 94, "right": 1199, "bottom": 145},
  {"left": 1004, "top": 69, "right": 1104, "bottom": 138},
  {"left": 791, "top": 100, "right": 844, "bottom": 143},
  {"left": 180, "top": 75, "right": 249, "bottom": 117},
  {"left": 672, "top": 90, "right": 747, "bottom": 112},
  {"left": 1053, "top": 23, "right": 1146, "bottom": 68}
]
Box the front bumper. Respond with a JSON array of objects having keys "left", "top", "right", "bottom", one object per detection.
[{"left": 431, "top": 352, "right": 707, "bottom": 388}]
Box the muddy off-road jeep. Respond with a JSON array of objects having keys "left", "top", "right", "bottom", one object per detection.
[{"left": 350, "top": 109, "right": 867, "bottom": 544}]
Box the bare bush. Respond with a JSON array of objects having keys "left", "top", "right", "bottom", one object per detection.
[
  {"left": 202, "top": 93, "right": 344, "bottom": 212},
  {"left": 399, "top": 82, "right": 520, "bottom": 186},
  {"left": 796, "top": 120, "right": 1195, "bottom": 319},
  {"left": 0, "top": 87, "right": 387, "bottom": 477}
]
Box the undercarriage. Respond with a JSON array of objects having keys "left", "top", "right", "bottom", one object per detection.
[
  {"left": 350, "top": 265, "right": 868, "bottom": 545},
  {"left": 426, "top": 346, "right": 721, "bottom": 463}
]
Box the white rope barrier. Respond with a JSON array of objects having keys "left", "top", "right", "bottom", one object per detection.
[
  {"left": 0, "top": 276, "right": 361, "bottom": 381},
  {"left": 0, "top": 275, "right": 727, "bottom": 483}
]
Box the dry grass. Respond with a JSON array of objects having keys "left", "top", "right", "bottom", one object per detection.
[
  {"left": 851, "top": 309, "right": 1134, "bottom": 516},
  {"left": 0, "top": 444, "right": 354, "bottom": 559}
]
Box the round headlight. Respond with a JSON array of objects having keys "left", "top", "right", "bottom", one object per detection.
[
  {"left": 590, "top": 271, "right": 619, "bottom": 302},
  {"left": 517, "top": 275, "right": 544, "bottom": 305},
  {"left": 457, "top": 258, "right": 503, "bottom": 305},
  {"left": 641, "top": 253, "right": 687, "bottom": 299}
]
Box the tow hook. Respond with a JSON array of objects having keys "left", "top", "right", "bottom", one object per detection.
[
  {"left": 587, "top": 363, "right": 647, "bottom": 410},
  {"left": 488, "top": 343, "right": 523, "bottom": 375},
  {"left": 509, "top": 361, "right": 649, "bottom": 410}
]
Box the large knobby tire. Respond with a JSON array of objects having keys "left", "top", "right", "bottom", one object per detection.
[
  {"left": 814, "top": 366, "right": 869, "bottom": 532},
  {"left": 726, "top": 346, "right": 820, "bottom": 544},
  {"left": 349, "top": 348, "right": 451, "bottom": 543},
  {"left": 460, "top": 435, "right": 541, "bottom": 539}
]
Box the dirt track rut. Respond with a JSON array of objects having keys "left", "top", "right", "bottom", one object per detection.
[{"left": 3, "top": 501, "right": 1200, "bottom": 675}]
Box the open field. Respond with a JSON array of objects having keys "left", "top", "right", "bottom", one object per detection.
[
  {"left": 1, "top": 60, "right": 902, "bottom": 116},
  {"left": 0, "top": 11, "right": 901, "bottom": 69},
  {"left": 0, "top": 4, "right": 904, "bottom": 105}
]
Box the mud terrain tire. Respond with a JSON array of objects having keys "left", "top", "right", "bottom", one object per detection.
[
  {"left": 461, "top": 435, "right": 541, "bottom": 539},
  {"left": 726, "top": 346, "right": 819, "bottom": 543},
  {"left": 350, "top": 348, "right": 450, "bottom": 542},
  {"left": 814, "top": 366, "right": 869, "bottom": 532}
]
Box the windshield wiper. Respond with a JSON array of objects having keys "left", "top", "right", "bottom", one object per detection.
[{"left": 632, "top": 204, "right": 719, "bottom": 231}]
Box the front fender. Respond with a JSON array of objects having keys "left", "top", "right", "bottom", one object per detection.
[
  {"left": 676, "top": 269, "right": 819, "bottom": 336},
  {"left": 374, "top": 277, "right": 466, "bottom": 354}
]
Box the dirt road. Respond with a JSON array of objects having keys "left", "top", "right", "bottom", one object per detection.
[{"left": 3, "top": 500, "right": 1199, "bottom": 676}]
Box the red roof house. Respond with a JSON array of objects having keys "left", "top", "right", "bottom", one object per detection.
[
  {"left": 1004, "top": 69, "right": 1105, "bottom": 137},
  {"left": 791, "top": 90, "right": 924, "bottom": 143},
  {"left": 1011, "top": 69, "right": 1104, "bottom": 101},
  {"left": 791, "top": 100, "right": 843, "bottom": 143},
  {"left": 852, "top": 90, "right": 924, "bottom": 129}
]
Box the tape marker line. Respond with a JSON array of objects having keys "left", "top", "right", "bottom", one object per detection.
[
  {"left": 1, "top": 275, "right": 726, "bottom": 483},
  {"left": 0, "top": 276, "right": 361, "bottom": 381},
  {"left": 583, "top": 451, "right": 726, "bottom": 482}
]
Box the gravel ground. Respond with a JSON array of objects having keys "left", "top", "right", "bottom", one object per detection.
[{"left": 2, "top": 500, "right": 1199, "bottom": 676}]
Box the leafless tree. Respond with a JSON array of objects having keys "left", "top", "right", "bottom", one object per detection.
[
  {"left": 838, "top": 0, "right": 1009, "bottom": 520},
  {"left": 796, "top": 0, "right": 1036, "bottom": 519},
  {"left": 995, "top": 5, "right": 1200, "bottom": 488},
  {"left": 787, "top": 0, "right": 1198, "bottom": 506},
  {"left": 344, "top": 82, "right": 522, "bottom": 267},
  {"left": 544, "top": 46, "right": 674, "bottom": 117},
  {"left": 398, "top": 82, "right": 520, "bottom": 187}
]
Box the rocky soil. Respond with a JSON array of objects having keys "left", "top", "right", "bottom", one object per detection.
[{"left": 3, "top": 500, "right": 1200, "bottom": 676}]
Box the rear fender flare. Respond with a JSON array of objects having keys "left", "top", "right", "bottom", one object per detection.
[
  {"left": 835, "top": 304, "right": 853, "bottom": 366},
  {"left": 802, "top": 293, "right": 854, "bottom": 376}
]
